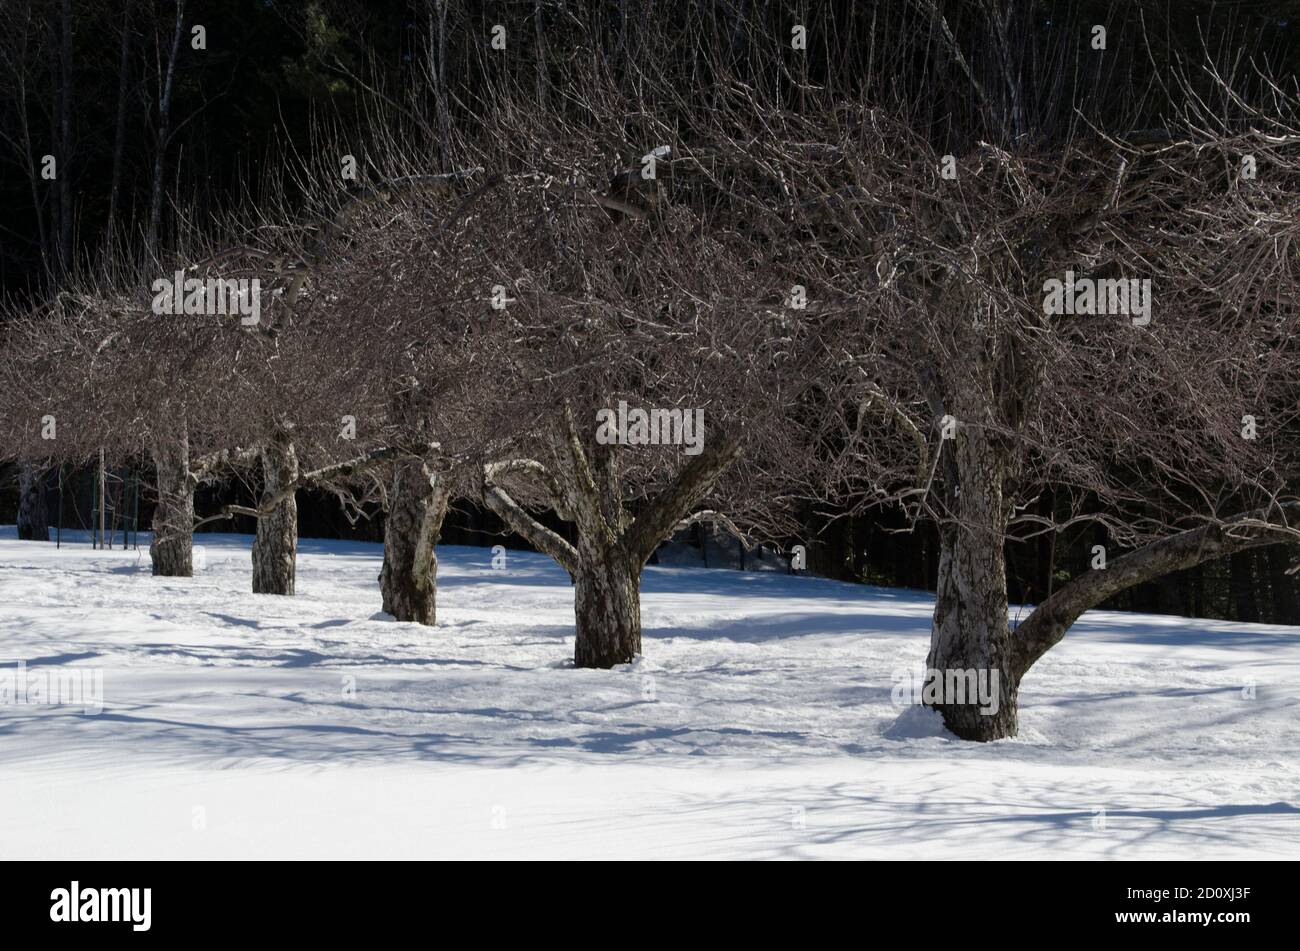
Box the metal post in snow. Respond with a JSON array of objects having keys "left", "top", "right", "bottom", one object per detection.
[
  {"left": 132, "top": 468, "right": 140, "bottom": 550},
  {"left": 98, "top": 448, "right": 107, "bottom": 550}
]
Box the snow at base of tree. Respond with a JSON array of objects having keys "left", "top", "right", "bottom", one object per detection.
[
  {"left": 882, "top": 705, "right": 949, "bottom": 740},
  {"left": 1, "top": 526, "right": 1297, "bottom": 859}
]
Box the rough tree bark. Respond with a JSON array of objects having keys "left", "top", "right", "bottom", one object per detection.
[
  {"left": 571, "top": 534, "right": 642, "bottom": 667},
  {"left": 251, "top": 430, "right": 299, "bottom": 595},
  {"left": 380, "top": 461, "right": 451, "bottom": 624},
  {"left": 205, "top": 442, "right": 394, "bottom": 596},
  {"left": 147, "top": 418, "right": 257, "bottom": 576},
  {"left": 924, "top": 420, "right": 1020, "bottom": 742},
  {"left": 16, "top": 464, "right": 49, "bottom": 541},
  {"left": 483, "top": 415, "right": 745, "bottom": 669},
  {"left": 925, "top": 409, "right": 1299, "bottom": 742},
  {"left": 150, "top": 436, "right": 195, "bottom": 576}
]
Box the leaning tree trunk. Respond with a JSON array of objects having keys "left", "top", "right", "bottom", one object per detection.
[
  {"left": 150, "top": 439, "right": 195, "bottom": 576},
  {"left": 16, "top": 464, "right": 49, "bottom": 541},
  {"left": 925, "top": 426, "right": 1020, "bottom": 741},
  {"left": 1011, "top": 502, "right": 1300, "bottom": 687},
  {"left": 572, "top": 538, "right": 642, "bottom": 669},
  {"left": 380, "top": 463, "right": 451, "bottom": 624},
  {"left": 251, "top": 433, "right": 299, "bottom": 595}
]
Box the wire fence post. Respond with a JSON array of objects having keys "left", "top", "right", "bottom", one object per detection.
[{"left": 132, "top": 467, "right": 141, "bottom": 550}]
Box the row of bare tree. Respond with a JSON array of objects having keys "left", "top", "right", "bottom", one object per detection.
[{"left": 2, "top": 2, "right": 1297, "bottom": 740}]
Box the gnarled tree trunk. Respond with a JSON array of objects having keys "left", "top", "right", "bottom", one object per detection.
[
  {"left": 16, "top": 464, "right": 49, "bottom": 541},
  {"left": 150, "top": 438, "right": 195, "bottom": 576},
  {"left": 482, "top": 418, "right": 745, "bottom": 671},
  {"left": 380, "top": 463, "right": 451, "bottom": 624},
  {"left": 572, "top": 539, "right": 641, "bottom": 668},
  {"left": 252, "top": 432, "right": 298, "bottom": 595},
  {"left": 925, "top": 425, "right": 1019, "bottom": 741}
]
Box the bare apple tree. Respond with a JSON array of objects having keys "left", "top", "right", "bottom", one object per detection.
[
  {"left": 304, "top": 65, "right": 833, "bottom": 665},
  {"left": 778, "top": 13, "right": 1300, "bottom": 739}
]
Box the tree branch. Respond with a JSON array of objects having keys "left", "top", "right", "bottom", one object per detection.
[
  {"left": 302, "top": 446, "right": 401, "bottom": 484},
  {"left": 192, "top": 447, "right": 400, "bottom": 527},
  {"left": 189, "top": 445, "right": 260, "bottom": 484},
  {"left": 625, "top": 432, "right": 747, "bottom": 565},
  {"left": 1013, "top": 503, "right": 1300, "bottom": 678},
  {"left": 482, "top": 459, "right": 581, "bottom": 576}
]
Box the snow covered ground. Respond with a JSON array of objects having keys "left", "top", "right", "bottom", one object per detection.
[{"left": 1, "top": 525, "right": 1297, "bottom": 859}]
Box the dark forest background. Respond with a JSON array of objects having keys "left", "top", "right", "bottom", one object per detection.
[{"left": 1, "top": 0, "right": 1298, "bottom": 624}]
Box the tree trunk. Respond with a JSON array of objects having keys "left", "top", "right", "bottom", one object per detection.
[
  {"left": 482, "top": 425, "right": 743, "bottom": 670},
  {"left": 1154, "top": 569, "right": 1183, "bottom": 617},
  {"left": 150, "top": 438, "right": 194, "bottom": 576},
  {"left": 926, "top": 527, "right": 1020, "bottom": 740},
  {"left": 1042, "top": 490, "right": 1057, "bottom": 598},
  {"left": 924, "top": 424, "right": 1020, "bottom": 741},
  {"left": 16, "top": 464, "right": 49, "bottom": 541},
  {"left": 1229, "top": 549, "right": 1260, "bottom": 622},
  {"left": 251, "top": 434, "right": 298, "bottom": 595},
  {"left": 1267, "top": 546, "right": 1298, "bottom": 624},
  {"left": 104, "top": 0, "right": 133, "bottom": 248},
  {"left": 572, "top": 540, "right": 641, "bottom": 668},
  {"left": 380, "top": 462, "right": 451, "bottom": 624},
  {"left": 57, "top": 0, "right": 73, "bottom": 273},
  {"left": 146, "top": 0, "right": 184, "bottom": 255},
  {"left": 426, "top": 0, "right": 450, "bottom": 168}
]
